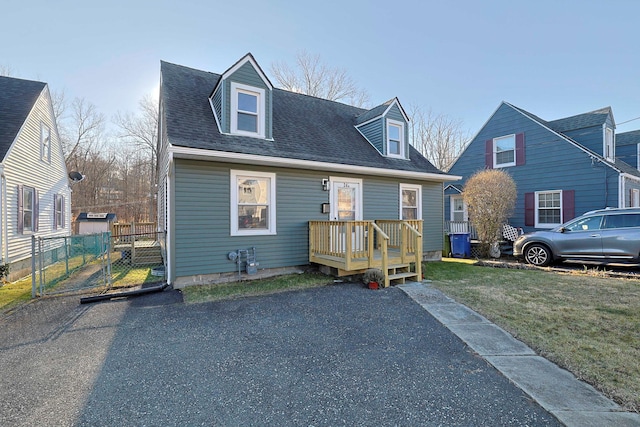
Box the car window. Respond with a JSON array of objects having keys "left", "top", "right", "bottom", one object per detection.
[
  {"left": 603, "top": 213, "right": 640, "bottom": 229},
  {"left": 564, "top": 215, "right": 603, "bottom": 232}
]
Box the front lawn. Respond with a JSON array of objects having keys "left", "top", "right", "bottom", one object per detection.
[{"left": 426, "top": 260, "right": 640, "bottom": 412}]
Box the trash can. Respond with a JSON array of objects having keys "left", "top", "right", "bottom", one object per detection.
[{"left": 450, "top": 233, "right": 471, "bottom": 258}]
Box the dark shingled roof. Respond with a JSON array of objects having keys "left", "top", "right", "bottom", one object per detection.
[
  {"left": 616, "top": 129, "right": 640, "bottom": 147},
  {"left": 0, "top": 75, "right": 46, "bottom": 159},
  {"left": 161, "top": 61, "right": 445, "bottom": 176},
  {"left": 355, "top": 99, "right": 394, "bottom": 125},
  {"left": 507, "top": 102, "right": 614, "bottom": 134},
  {"left": 547, "top": 107, "right": 612, "bottom": 132},
  {"left": 506, "top": 103, "right": 550, "bottom": 127}
]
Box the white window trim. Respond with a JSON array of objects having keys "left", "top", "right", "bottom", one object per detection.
[
  {"left": 230, "top": 82, "right": 265, "bottom": 138},
  {"left": 603, "top": 125, "right": 615, "bottom": 161},
  {"left": 230, "top": 170, "right": 276, "bottom": 236},
  {"left": 399, "top": 183, "right": 422, "bottom": 220},
  {"left": 535, "top": 190, "right": 563, "bottom": 228},
  {"left": 493, "top": 134, "right": 516, "bottom": 168},
  {"left": 54, "top": 194, "right": 64, "bottom": 229},
  {"left": 41, "top": 122, "right": 51, "bottom": 163},
  {"left": 450, "top": 195, "right": 468, "bottom": 221},
  {"left": 632, "top": 189, "right": 640, "bottom": 208},
  {"left": 23, "top": 186, "right": 36, "bottom": 233},
  {"left": 386, "top": 119, "right": 405, "bottom": 158}
]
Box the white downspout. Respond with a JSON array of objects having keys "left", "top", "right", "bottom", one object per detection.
[
  {"left": 166, "top": 153, "right": 174, "bottom": 285},
  {"left": 0, "top": 165, "right": 6, "bottom": 264}
]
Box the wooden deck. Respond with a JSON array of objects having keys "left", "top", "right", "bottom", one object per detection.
[{"left": 309, "top": 220, "right": 422, "bottom": 288}]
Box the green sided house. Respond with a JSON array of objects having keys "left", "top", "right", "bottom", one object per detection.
[{"left": 157, "top": 53, "right": 459, "bottom": 288}]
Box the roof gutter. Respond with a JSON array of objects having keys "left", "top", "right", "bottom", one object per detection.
[{"left": 168, "top": 145, "right": 461, "bottom": 182}]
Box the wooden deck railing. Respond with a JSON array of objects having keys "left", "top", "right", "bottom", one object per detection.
[
  {"left": 111, "top": 222, "right": 157, "bottom": 242},
  {"left": 309, "top": 220, "right": 422, "bottom": 287}
]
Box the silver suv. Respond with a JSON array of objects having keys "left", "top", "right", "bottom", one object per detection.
[{"left": 513, "top": 208, "right": 640, "bottom": 267}]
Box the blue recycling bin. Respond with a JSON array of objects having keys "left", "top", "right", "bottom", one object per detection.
[{"left": 450, "top": 233, "right": 471, "bottom": 258}]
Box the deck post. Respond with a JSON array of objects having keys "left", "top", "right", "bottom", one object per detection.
[
  {"left": 344, "top": 222, "right": 352, "bottom": 271},
  {"left": 415, "top": 232, "right": 423, "bottom": 281},
  {"left": 380, "top": 236, "right": 388, "bottom": 287}
]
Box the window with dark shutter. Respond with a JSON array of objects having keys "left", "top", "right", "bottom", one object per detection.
[
  {"left": 524, "top": 192, "right": 535, "bottom": 226},
  {"left": 562, "top": 190, "right": 575, "bottom": 223},
  {"left": 485, "top": 140, "right": 493, "bottom": 169},
  {"left": 17, "top": 185, "right": 23, "bottom": 234},
  {"left": 515, "top": 133, "right": 525, "bottom": 166}
]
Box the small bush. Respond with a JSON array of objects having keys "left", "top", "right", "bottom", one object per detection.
[
  {"left": 362, "top": 268, "right": 384, "bottom": 284},
  {"left": 463, "top": 169, "right": 516, "bottom": 257}
]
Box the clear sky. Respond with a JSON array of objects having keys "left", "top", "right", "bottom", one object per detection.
[{"left": 2, "top": 0, "right": 639, "bottom": 137}]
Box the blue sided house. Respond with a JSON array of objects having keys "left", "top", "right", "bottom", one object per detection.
[
  {"left": 446, "top": 101, "right": 640, "bottom": 235},
  {"left": 157, "top": 53, "right": 459, "bottom": 288}
]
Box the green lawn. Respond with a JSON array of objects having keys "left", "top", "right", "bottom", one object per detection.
[
  {"left": 0, "top": 277, "right": 32, "bottom": 313},
  {"left": 426, "top": 259, "right": 640, "bottom": 412}
]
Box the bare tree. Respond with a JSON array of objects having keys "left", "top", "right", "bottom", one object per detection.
[
  {"left": 408, "top": 105, "right": 469, "bottom": 171},
  {"left": 61, "top": 98, "right": 106, "bottom": 164},
  {"left": 0, "top": 65, "right": 14, "bottom": 76},
  {"left": 270, "top": 51, "right": 370, "bottom": 107},
  {"left": 462, "top": 169, "right": 517, "bottom": 257},
  {"left": 113, "top": 94, "right": 158, "bottom": 221},
  {"left": 50, "top": 89, "right": 66, "bottom": 124}
]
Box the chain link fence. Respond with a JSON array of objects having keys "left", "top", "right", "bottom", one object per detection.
[{"left": 32, "top": 231, "right": 165, "bottom": 297}]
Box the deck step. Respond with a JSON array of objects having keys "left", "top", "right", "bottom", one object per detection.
[
  {"left": 386, "top": 263, "right": 418, "bottom": 285},
  {"left": 388, "top": 271, "right": 419, "bottom": 281}
]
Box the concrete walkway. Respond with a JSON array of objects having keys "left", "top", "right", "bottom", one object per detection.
[{"left": 399, "top": 281, "right": 640, "bottom": 427}]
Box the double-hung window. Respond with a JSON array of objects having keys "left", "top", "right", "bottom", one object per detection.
[
  {"left": 18, "top": 185, "right": 38, "bottom": 234},
  {"left": 230, "top": 170, "right": 276, "bottom": 235},
  {"left": 54, "top": 194, "right": 65, "bottom": 230},
  {"left": 41, "top": 123, "right": 51, "bottom": 163},
  {"left": 604, "top": 127, "right": 614, "bottom": 161},
  {"left": 494, "top": 134, "right": 516, "bottom": 167},
  {"left": 230, "top": 82, "right": 265, "bottom": 138},
  {"left": 387, "top": 119, "right": 404, "bottom": 158},
  {"left": 451, "top": 196, "right": 467, "bottom": 221},
  {"left": 400, "top": 184, "right": 422, "bottom": 220},
  {"left": 536, "top": 190, "right": 562, "bottom": 227}
]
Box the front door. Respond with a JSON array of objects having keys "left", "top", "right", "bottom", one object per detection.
[
  {"left": 330, "top": 178, "right": 362, "bottom": 221},
  {"left": 330, "top": 178, "right": 363, "bottom": 252}
]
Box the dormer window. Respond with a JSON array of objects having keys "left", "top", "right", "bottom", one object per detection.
[
  {"left": 387, "top": 119, "right": 405, "bottom": 158},
  {"left": 231, "top": 82, "right": 265, "bottom": 138},
  {"left": 604, "top": 127, "right": 614, "bottom": 161}
]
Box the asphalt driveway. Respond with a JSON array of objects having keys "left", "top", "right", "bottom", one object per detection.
[{"left": 0, "top": 283, "right": 561, "bottom": 426}]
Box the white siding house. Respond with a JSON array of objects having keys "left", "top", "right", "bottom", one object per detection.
[{"left": 0, "top": 76, "right": 71, "bottom": 280}]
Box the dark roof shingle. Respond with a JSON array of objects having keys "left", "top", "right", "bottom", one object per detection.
[
  {"left": 161, "top": 61, "right": 444, "bottom": 175},
  {"left": 547, "top": 107, "right": 612, "bottom": 132},
  {"left": 616, "top": 129, "right": 640, "bottom": 147},
  {"left": 0, "top": 76, "right": 46, "bottom": 158}
]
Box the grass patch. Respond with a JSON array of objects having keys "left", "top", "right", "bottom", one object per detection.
[
  {"left": 182, "top": 272, "right": 334, "bottom": 304},
  {"left": 426, "top": 259, "right": 640, "bottom": 412},
  {"left": 110, "top": 264, "right": 157, "bottom": 288},
  {"left": 0, "top": 278, "right": 32, "bottom": 313}
]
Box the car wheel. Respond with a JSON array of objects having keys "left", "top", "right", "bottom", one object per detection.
[{"left": 524, "top": 244, "right": 552, "bottom": 267}]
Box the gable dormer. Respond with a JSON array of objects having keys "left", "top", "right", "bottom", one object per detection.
[
  {"left": 355, "top": 98, "right": 410, "bottom": 159},
  {"left": 603, "top": 110, "right": 616, "bottom": 162},
  {"left": 210, "top": 53, "right": 273, "bottom": 140}
]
